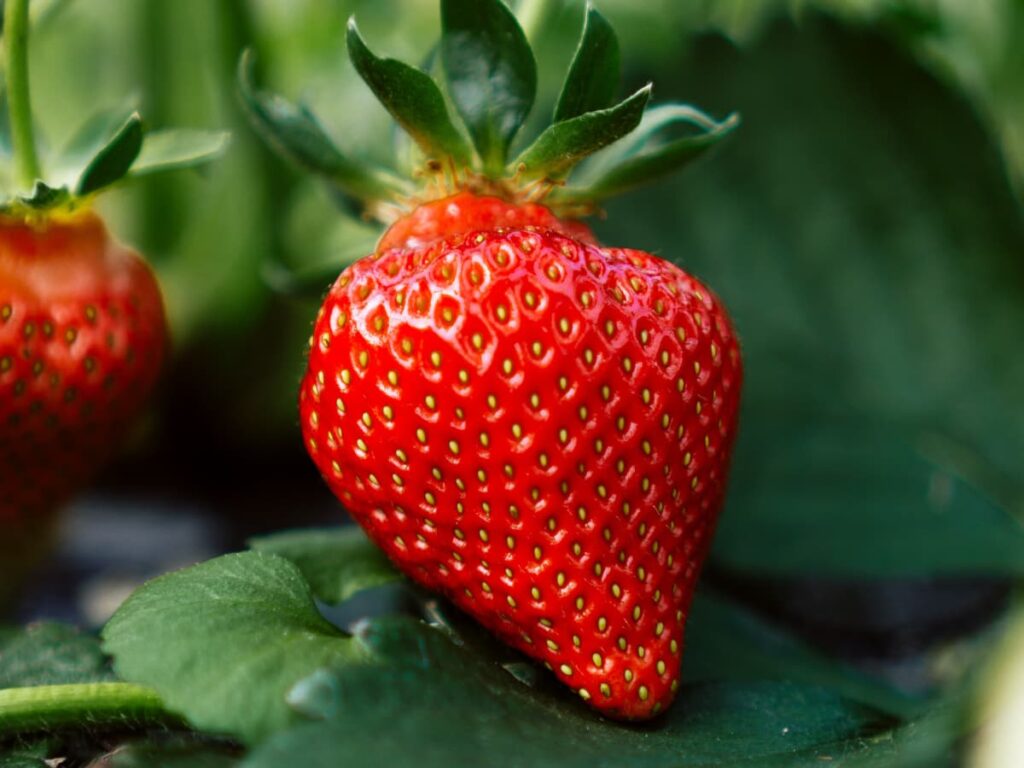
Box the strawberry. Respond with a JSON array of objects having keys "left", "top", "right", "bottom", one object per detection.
[
  {"left": 0, "top": 0, "right": 226, "bottom": 601},
  {"left": 0, "top": 213, "right": 166, "bottom": 522},
  {"left": 246, "top": 0, "right": 741, "bottom": 719}
]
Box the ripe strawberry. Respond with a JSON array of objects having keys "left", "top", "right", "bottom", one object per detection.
[
  {"left": 0, "top": 0, "right": 225, "bottom": 601},
  {"left": 300, "top": 191, "right": 740, "bottom": 718},
  {"left": 247, "top": 0, "right": 741, "bottom": 719},
  {"left": 0, "top": 213, "right": 166, "bottom": 523}
]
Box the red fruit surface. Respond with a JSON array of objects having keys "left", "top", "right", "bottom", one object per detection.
[
  {"left": 300, "top": 193, "right": 742, "bottom": 719},
  {"left": 0, "top": 212, "right": 166, "bottom": 524}
]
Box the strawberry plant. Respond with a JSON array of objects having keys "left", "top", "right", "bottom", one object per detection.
[
  {"left": 1, "top": 1, "right": 1023, "bottom": 766},
  {"left": 0, "top": 0, "right": 227, "bottom": 606}
]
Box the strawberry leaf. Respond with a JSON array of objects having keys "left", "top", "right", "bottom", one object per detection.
[
  {"left": 237, "top": 51, "right": 409, "bottom": 207},
  {"left": 0, "top": 623, "right": 113, "bottom": 688},
  {"left": 346, "top": 19, "right": 473, "bottom": 167},
  {"left": 562, "top": 104, "right": 739, "bottom": 201},
  {"left": 553, "top": 4, "right": 621, "bottom": 123},
  {"left": 102, "top": 552, "right": 369, "bottom": 745},
  {"left": 249, "top": 527, "right": 401, "bottom": 605},
  {"left": 75, "top": 112, "right": 144, "bottom": 195},
  {"left": 128, "top": 129, "right": 231, "bottom": 177},
  {"left": 514, "top": 85, "right": 650, "bottom": 180},
  {"left": 441, "top": 0, "right": 536, "bottom": 173}
]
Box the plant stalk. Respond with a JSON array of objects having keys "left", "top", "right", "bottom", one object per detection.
[
  {"left": 4, "top": 0, "right": 42, "bottom": 190},
  {"left": 0, "top": 682, "right": 177, "bottom": 735}
]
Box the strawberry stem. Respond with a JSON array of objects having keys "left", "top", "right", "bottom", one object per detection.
[
  {"left": 0, "top": 682, "right": 177, "bottom": 735},
  {"left": 4, "top": 0, "right": 42, "bottom": 191}
]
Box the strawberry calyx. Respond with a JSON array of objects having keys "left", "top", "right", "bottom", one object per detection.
[
  {"left": 0, "top": 0, "right": 229, "bottom": 221},
  {"left": 239, "top": 0, "right": 739, "bottom": 232}
]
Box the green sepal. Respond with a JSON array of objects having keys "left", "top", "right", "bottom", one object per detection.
[
  {"left": 238, "top": 50, "right": 410, "bottom": 208},
  {"left": 8, "top": 180, "right": 70, "bottom": 211},
  {"left": 441, "top": 0, "right": 536, "bottom": 174},
  {"left": 346, "top": 19, "right": 473, "bottom": 167},
  {"left": 561, "top": 104, "right": 740, "bottom": 201},
  {"left": 75, "top": 112, "right": 143, "bottom": 195},
  {"left": 553, "top": 4, "right": 621, "bottom": 123},
  {"left": 514, "top": 84, "right": 650, "bottom": 180},
  {"left": 127, "top": 128, "right": 230, "bottom": 177}
]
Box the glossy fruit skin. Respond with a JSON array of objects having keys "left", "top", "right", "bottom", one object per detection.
[
  {"left": 0, "top": 212, "right": 166, "bottom": 528},
  {"left": 300, "top": 193, "right": 741, "bottom": 719}
]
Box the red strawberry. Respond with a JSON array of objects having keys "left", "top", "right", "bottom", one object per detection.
[
  {"left": 0, "top": 0, "right": 225, "bottom": 601},
  {"left": 300, "top": 192, "right": 741, "bottom": 718},
  {"left": 248, "top": 0, "right": 741, "bottom": 719},
  {"left": 0, "top": 212, "right": 166, "bottom": 524}
]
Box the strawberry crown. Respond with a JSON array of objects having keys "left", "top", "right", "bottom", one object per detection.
[
  {"left": 239, "top": 0, "right": 738, "bottom": 221},
  {"left": 0, "top": 0, "right": 228, "bottom": 217}
]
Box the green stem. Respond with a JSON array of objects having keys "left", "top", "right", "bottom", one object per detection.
[
  {"left": 4, "top": 0, "right": 41, "bottom": 190},
  {"left": 0, "top": 683, "right": 177, "bottom": 735}
]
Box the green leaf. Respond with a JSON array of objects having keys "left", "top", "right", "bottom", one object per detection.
[
  {"left": 237, "top": 51, "right": 407, "bottom": 206},
  {"left": 0, "top": 743, "right": 49, "bottom": 768},
  {"left": 129, "top": 129, "right": 231, "bottom": 177},
  {"left": 564, "top": 103, "right": 739, "bottom": 200},
  {"left": 599, "top": 15, "right": 1024, "bottom": 577},
  {"left": 714, "top": 416, "right": 1024, "bottom": 576},
  {"left": 109, "top": 737, "right": 240, "bottom": 768},
  {"left": 6, "top": 180, "right": 70, "bottom": 211},
  {"left": 346, "top": 19, "right": 472, "bottom": 166},
  {"left": 243, "top": 616, "right": 885, "bottom": 768},
  {"left": 102, "top": 552, "right": 369, "bottom": 745},
  {"left": 553, "top": 4, "right": 621, "bottom": 123},
  {"left": 515, "top": 84, "right": 650, "bottom": 179},
  {"left": 58, "top": 103, "right": 136, "bottom": 174},
  {"left": 75, "top": 112, "right": 144, "bottom": 195},
  {"left": 441, "top": 0, "right": 537, "bottom": 172},
  {"left": 0, "top": 623, "right": 113, "bottom": 688},
  {"left": 684, "top": 592, "right": 923, "bottom": 718},
  {"left": 249, "top": 527, "right": 401, "bottom": 605}
]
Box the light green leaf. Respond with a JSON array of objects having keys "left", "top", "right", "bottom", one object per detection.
[
  {"left": 129, "top": 129, "right": 231, "bottom": 177},
  {"left": 346, "top": 19, "right": 472, "bottom": 166},
  {"left": 441, "top": 0, "right": 537, "bottom": 172},
  {"left": 102, "top": 552, "right": 369, "bottom": 745},
  {"left": 0, "top": 623, "right": 114, "bottom": 688},
  {"left": 249, "top": 527, "right": 401, "bottom": 605},
  {"left": 237, "top": 51, "right": 407, "bottom": 206},
  {"left": 515, "top": 85, "right": 650, "bottom": 179},
  {"left": 553, "top": 4, "right": 621, "bottom": 123}
]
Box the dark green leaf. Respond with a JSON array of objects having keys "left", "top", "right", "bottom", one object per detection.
[
  {"left": 237, "top": 50, "right": 407, "bottom": 205},
  {"left": 58, "top": 103, "right": 136, "bottom": 174},
  {"left": 0, "top": 623, "right": 113, "bottom": 688},
  {"left": 714, "top": 416, "right": 1024, "bottom": 576},
  {"left": 0, "top": 743, "right": 48, "bottom": 768},
  {"left": 109, "top": 737, "right": 240, "bottom": 768},
  {"left": 129, "top": 129, "right": 231, "bottom": 176},
  {"left": 564, "top": 103, "right": 738, "bottom": 200},
  {"left": 553, "top": 4, "right": 621, "bottom": 123},
  {"left": 102, "top": 552, "right": 368, "bottom": 745},
  {"left": 243, "top": 616, "right": 886, "bottom": 768},
  {"left": 346, "top": 19, "right": 472, "bottom": 166},
  {"left": 249, "top": 527, "right": 401, "bottom": 605},
  {"left": 441, "top": 0, "right": 537, "bottom": 172},
  {"left": 684, "top": 592, "right": 923, "bottom": 717},
  {"left": 515, "top": 84, "right": 650, "bottom": 179},
  {"left": 599, "top": 16, "right": 1024, "bottom": 576},
  {"left": 75, "top": 113, "right": 144, "bottom": 195}
]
